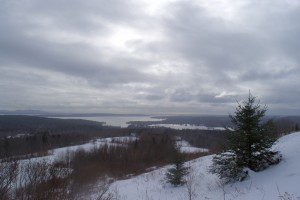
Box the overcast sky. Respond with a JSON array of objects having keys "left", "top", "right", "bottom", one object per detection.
[{"left": 1, "top": 0, "right": 300, "bottom": 115}]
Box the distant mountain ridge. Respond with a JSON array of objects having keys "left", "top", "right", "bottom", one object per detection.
[
  {"left": 0, "top": 110, "right": 147, "bottom": 117},
  {"left": 0, "top": 115, "right": 105, "bottom": 136},
  {"left": 0, "top": 109, "right": 51, "bottom": 115}
]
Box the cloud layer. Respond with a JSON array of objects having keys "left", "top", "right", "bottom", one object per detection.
[{"left": 1, "top": 0, "right": 300, "bottom": 114}]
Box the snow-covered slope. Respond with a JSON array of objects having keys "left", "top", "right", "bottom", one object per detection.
[{"left": 102, "top": 132, "right": 300, "bottom": 200}]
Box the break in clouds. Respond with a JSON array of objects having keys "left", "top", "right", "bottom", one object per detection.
[{"left": 1, "top": 0, "right": 300, "bottom": 114}]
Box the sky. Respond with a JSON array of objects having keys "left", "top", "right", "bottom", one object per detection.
[{"left": 0, "top": 0, "right": 300, "bottom": 115}]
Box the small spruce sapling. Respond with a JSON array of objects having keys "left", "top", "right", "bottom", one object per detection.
[{"left": 165, "top": 147, "right": 189, "bottom": 186}]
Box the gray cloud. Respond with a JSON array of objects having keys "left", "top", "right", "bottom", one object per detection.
[{"left": 1, "top": 0, "right": 300, "bottom": 114}]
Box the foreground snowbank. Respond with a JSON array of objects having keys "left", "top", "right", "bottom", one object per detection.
[{"left": 102, "top": 132, "right": 300, "bottom": 200}]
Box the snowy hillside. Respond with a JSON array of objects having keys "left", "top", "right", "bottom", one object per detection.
[{"left": 98, "top": 132, "right": 300, "bottom": 200}]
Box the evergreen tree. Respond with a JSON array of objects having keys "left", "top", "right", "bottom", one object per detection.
[
  {"left": 165, "top": 148, "right": 189, "bottom": 186},
  {"left": 210, "top": 93, "right": 281, "bottom": 183},
  {"left": 210, "top": 151, "right": 248, "bottom": 183},
  {"left": 295, "top": 123, "right": 299, "bottom": 132}
]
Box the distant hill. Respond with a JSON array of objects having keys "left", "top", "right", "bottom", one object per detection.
[
  {"left": 0, "top": 110, "right": 51, "bottom": 115},
  {"left": 0, "top": 109, "right": 146, "bottom": 117},
  {"left": 129, "top": 115, "right": 233, "bottom": 127},
  {"left": 154, "top": 115, "right": 232, "bottom": 127},
  {"left": 0, "top": 115, "right": 105, "bottom": 136},
  {"left": 42, "top": 113, "right": 147, "bottom": 117},
  {"left": 129, "top": 115, "right": 300, "bottom": 131}
]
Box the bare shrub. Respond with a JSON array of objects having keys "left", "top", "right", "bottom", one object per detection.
[
  {"left": 16, "top": 159, "right": 72, "bottom": 200},
  {"left": 92, "top": 178, "right": 115, "bottom": 200},
  {"left": 277, "top": 185, "right": 300, "bottom": 200},
  {"left": 69, "top": 134, "right": 177, "bottom": 186},
  {"left": 0, "top": 160, "right": 18, "bottom": 200},
  {"left": 278, "top": 192, "right": 300, "bottom": 200},
  {"left": 184, "top": 165, "right": 199, "bottom": 200},
  {"left": 72, "top": 177, "right": 118, "bottom": 200}
]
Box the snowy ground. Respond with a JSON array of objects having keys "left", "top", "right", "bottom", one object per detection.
[
  {"left": 13, "top": 132, "right": 300, "bottom": 199},
  {"left": 95, "top": 132, "right": 300, "bottom": 200},
  {"left": 176, "top": 139, "right": 209, "bottom": 153},
  {"left": 149, "top": 124, "right": 226, "bottom": 130},
  {"left": 18, "top": 136, "right": 205, "bottom": 163},
  {"left": 18, "top": 136, "right": 138, "bottom": 163}
]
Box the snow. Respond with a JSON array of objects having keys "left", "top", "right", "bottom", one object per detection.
[
  {"left": 9, "top": 136, "right": 138, "bottom": 169},
  {"left": 13, "top": 136, "right": 139, "bottom": 189},
  {"left": 16, "top": 136, "right": 205, "bottom": 168},
  {"left": 18, "top": 136, "right": 202, "bottom": 164},
  {"left": 96, "top": 132, "right": 300, "bottom": 200},
  {"left": 11, "top": 132, "right": 300, "bottom": 199},
  {"left": 149, "top": 124, "right": 226, "bottom": 130},
  {"left": 176, "top": 139, "right": 209, "bottom": 153}
]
